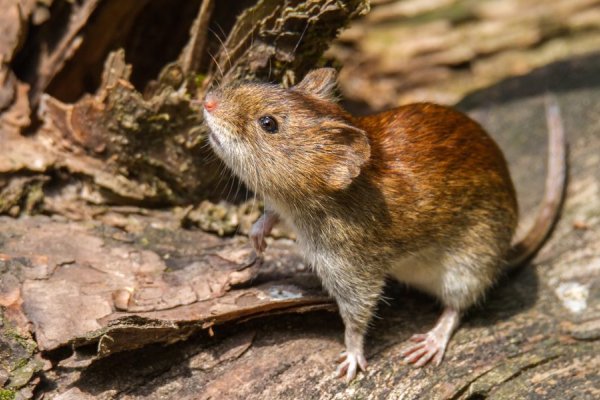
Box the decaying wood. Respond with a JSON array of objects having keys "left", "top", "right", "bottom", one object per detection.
[
  {"left": 22, "top": 0, "right": 104, "bottom": 106},
  {"left": 203, "top": 0, "right": 370, "bottom": 90},
  {"left": 1, "top": 214, "right": 331, "bottom": 355},
  {"left": 0, "top": 0, "right": 26, "bottom": 111},
  {"left": 178, "top": 0, "right": 214, "bottom": 78},
  {"left": 1, "top": 0, "right": 370, "bottom": 209},
  {"left": 0, "top": 207, "right": 333, "bottom": 396},
  {"left": 0, "top": 1, "right": 367, "bottom": 397}
]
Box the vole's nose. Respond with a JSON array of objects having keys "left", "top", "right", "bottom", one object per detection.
[{"left": 204, "top": 93, "right": 218, "bottom": 113}]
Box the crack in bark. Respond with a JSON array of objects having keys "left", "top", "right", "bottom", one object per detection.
[{"left": 453, "top": 350, "right": 563, "bottom": 400}]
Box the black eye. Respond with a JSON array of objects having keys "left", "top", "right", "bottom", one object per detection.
[{"left": 258, "top": 115, "right": 278, "bottom": 133}]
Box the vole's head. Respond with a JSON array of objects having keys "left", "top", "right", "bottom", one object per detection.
[{"left": 202, "top": 68, "right": 371, "bottom": 199}]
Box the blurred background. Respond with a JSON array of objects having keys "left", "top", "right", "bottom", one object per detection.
[{"left": 331, "top": 0, "right": 600, "bottom": 108}]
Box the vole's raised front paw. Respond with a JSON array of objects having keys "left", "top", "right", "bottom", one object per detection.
[
  {"left": 249, "top": 211, "right": 279, "bottom": 255},
  {"left": 400, "top": 331, "right": 448, "bottom": 367},
  {"left": 249, "top": 224, "right": 267, "bottom": 255},
  {"left": 336, "top": 350, "right": 367, "bottom": 382}
]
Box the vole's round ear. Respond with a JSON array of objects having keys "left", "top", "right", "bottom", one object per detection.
[
  {"left": 320, "top": 120, "right": 371, "bottom": 190},
  {"left": 293, "top": 68, "right": 338, "bottom": 101}
]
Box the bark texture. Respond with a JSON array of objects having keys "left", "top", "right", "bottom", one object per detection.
[{"left": 1, "top": 0, "right": 370, "bottom": 208}]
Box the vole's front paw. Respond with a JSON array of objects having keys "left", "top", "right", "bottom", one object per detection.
[
  {"left": 336, "top": 350, "right": 367, "bottom": 382},
  {"left": 249, "top": 221, "right": 267, "bottom": 255},
  {"left": 250, "top": 211, "right": 279, "bottom": 255}
]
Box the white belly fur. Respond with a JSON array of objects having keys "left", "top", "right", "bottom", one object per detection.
[
  {"left": 389, "top": 248, "right": 446, "bottom": 296},
  {"left": 389, "top": 246, "right": 489, "bottom": 308}
]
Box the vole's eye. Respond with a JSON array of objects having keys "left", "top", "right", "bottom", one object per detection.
[{"left": 258, "top": 115, "right": 278, "bottom": 133}]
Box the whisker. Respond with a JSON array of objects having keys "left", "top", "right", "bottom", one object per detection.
[
  {"left": 293, "top": 19, "right": 310, "bottom": 57},
  {"left": 208, "top": 27, "right": 233, "bottom": 71},
  {"left": 207, "top": 50, "right": 224, "bottom": 84},
  {"left": 215, "top": 22, "right": 228, "bottom": 43}
]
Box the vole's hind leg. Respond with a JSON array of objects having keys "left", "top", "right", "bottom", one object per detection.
[
  {"left": 398, "top": 245, "right": 498, "bottom": 367},
  {"left": 320, "top": 266, "right": 385, "bottom": 382},
  {"left": 401, "top": 307, "right": 460, "bottom": 367}
]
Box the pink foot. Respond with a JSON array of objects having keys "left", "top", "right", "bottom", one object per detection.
[
  {"left": 401, "top": 307, "right": 460, "bottom": 368},
  {"left": 336, "top": 351, "right": 367, "bottom": 382},
  {"left": 249, "top": 211, "right": 279, "bottom": 255},
  {"left": 401, "top": 331, "right": 447, "bottom": 367}
]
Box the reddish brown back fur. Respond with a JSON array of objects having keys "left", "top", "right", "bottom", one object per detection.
[{"left": 353, "top": 104, "right": 518, "bottom": 254}]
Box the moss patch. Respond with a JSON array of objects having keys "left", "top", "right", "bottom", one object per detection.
[{"left": 0, "top": 389, "right": 16, "bottom": 400}]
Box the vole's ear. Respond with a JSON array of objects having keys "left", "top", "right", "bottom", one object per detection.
[
  {"left": 321, "top": 120, "right": 371, "bottom": 190},
  {"left": 294, "top": 68, "right": 337, "bottom": 101}
]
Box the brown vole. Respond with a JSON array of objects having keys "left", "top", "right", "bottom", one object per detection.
[{"left": 201, "top": 68, "right": 567, "bottom": 381}]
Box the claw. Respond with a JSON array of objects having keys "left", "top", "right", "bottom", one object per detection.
[
  {"left": 249, "top": 211, "right": 279, "bottom": 255},
  {"left": 400, "top": 341, "right": 424, "bottom": 357},
  {"left": 251, "top": 234, "right": 266, "bottom": 255},
  {"left": 335, "top": 351, "right": 367, "bottom": 382},
  {"left": 409, "top": 333, "right": 427, "bottom": 342},
  {"left": 414, "top": 347, "right": 436, "bottom": 367},
  {"left": 402, "top": 332, "right": 444, "bottom": 367},
  {"left": 401, "top": 308, "right": 460, "bottom": 368}
]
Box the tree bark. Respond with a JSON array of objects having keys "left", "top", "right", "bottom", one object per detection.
[{"left": 1, "top": 0, "right": 370, "bottom": 209}]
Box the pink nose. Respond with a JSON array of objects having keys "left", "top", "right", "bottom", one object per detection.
[{"left": 204, "top": 93, "right": 218, "bottom": 112}]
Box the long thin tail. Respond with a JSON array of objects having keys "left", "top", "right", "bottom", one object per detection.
[{"left": 506, "top": 95, "right": 568, "bottom": 268}]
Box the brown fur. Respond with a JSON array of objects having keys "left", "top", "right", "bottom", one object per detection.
[{"left": 202, "top": 68, "right": 566, "bottom": 379}]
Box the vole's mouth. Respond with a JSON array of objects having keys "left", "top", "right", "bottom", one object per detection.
[
  {"left": 203, "top": 111, "right": 224, "bottom": 151},
  {"left": 209, "top": 132, "right": 222, "bottom": 149}
]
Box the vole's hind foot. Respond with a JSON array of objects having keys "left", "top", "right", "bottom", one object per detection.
[
  {"left": 401, "top": 331, "right": 447, "bottom": 367},
  {"left": 336, "top": 350, "right": 367, "bottom": 382},
  {"left": 401, "top": 307, "right": 460, "bottom": 367}
]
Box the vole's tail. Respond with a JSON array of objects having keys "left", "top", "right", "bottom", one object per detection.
[{"left": 506, "top": 95, "right": 568, "bottom": 269}]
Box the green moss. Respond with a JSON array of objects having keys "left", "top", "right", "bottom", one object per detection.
[
  {"left": 0, "top": 389, "right": 16, "bottom": 400},
  {"left": 4, "top": 330, "right": 37, "bottom": 356},
  {"left": 8, "top": 359, "right": 42, "bottom": 389},
  {"left": 147, "top": 113, "right": 171, "bottom": 122},
  {"left": 10, "top": 358, "right": 27, "bottom": 372},
  {"left": 24, "top": 182, "right": 44, "bottom": 213},
  {"left": 0, "top": 313, "right": 40, "bottom": 390}
]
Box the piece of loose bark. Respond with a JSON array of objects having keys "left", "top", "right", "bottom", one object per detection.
[
  {"left": 1, "top": 214, "right": 332, "bottom": 357},
  {"left": 203, "top": 0, "right": 370, "bottom": 90}
]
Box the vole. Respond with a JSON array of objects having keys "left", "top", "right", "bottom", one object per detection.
[{"left": 201, "top": 68, "right": 567, "bottom": 381}]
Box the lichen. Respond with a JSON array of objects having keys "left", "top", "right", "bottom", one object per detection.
[
  {"left": 0, "top": 389, "right": 16, "bottom": 400},
  {"left": 0, "top": 313, "right": 39, "bottom": 391}
]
